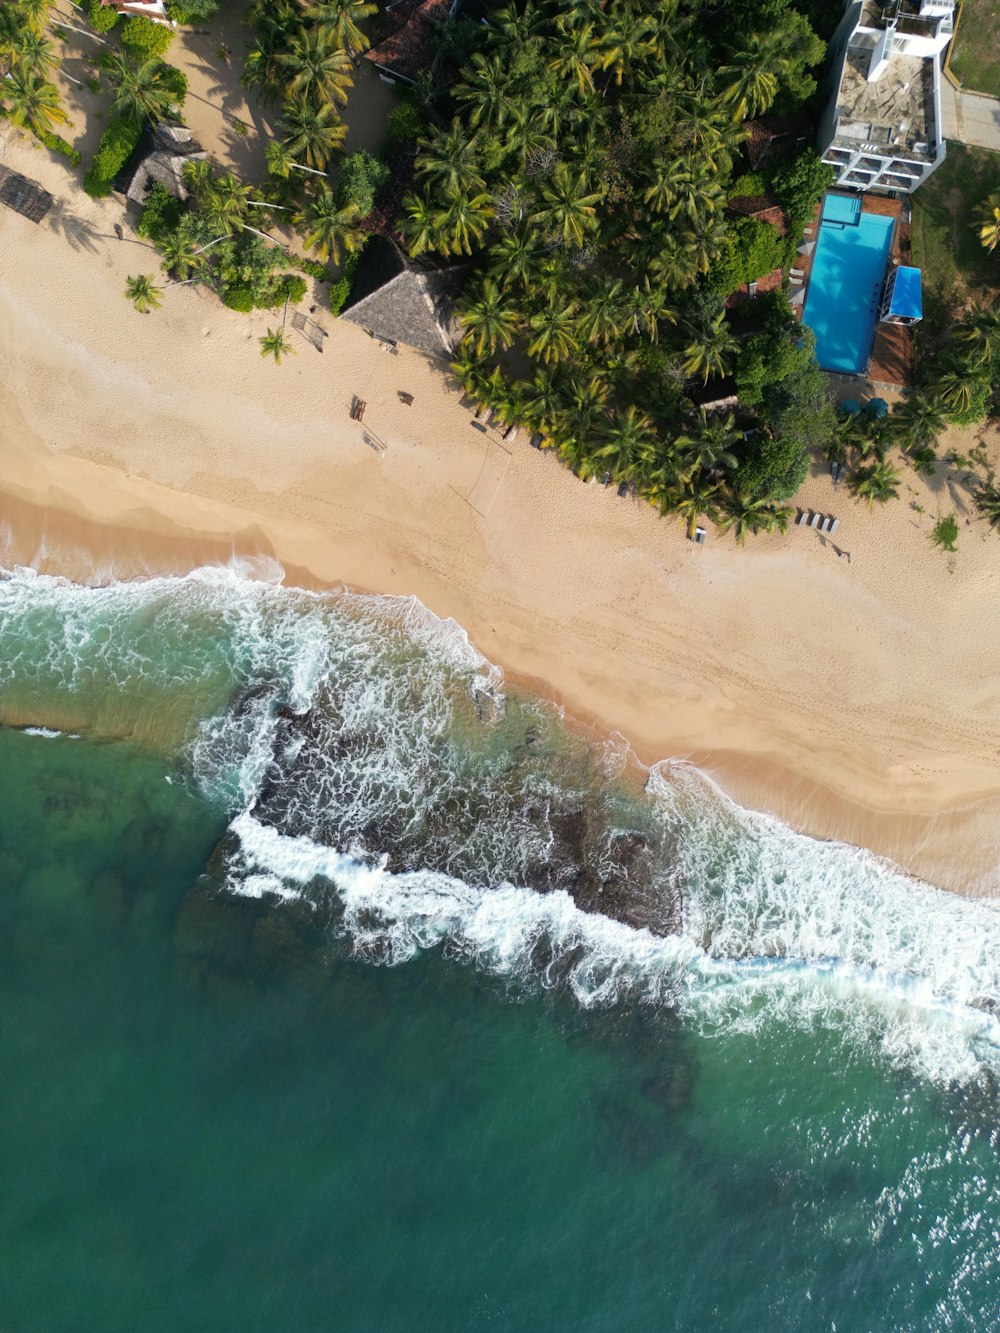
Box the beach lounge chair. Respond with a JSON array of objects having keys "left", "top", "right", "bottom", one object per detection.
[
  {"left": 352, "top": 399, "right": 366, "bottom": 422},
  {"left": 796, "top": 509, "right": 808, "bottom": 526},
  {"left": 810, "top": 512, "right": 823, "bottom": 529},
  {"left": 694, "top": 527, "right": 706, "bottom": 545},
  {"left": 828, "top": 517, "right": 839, "bottom": 534}
]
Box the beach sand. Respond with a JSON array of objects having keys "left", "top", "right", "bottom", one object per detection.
[{"left": 1, "top": 112, "right": 999, "bottom": 897}]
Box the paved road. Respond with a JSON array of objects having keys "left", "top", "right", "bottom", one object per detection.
[{"left": 940, "top": 76, "right": 1000, "bottom": 152}]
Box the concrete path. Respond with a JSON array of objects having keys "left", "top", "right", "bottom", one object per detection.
[{"left": 940, "top": 77, "right": 1000, "bottom": 152}]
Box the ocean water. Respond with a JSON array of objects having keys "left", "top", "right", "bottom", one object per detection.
[{"left": 0, "top": 565, "right": 998, "bottom": 1330}]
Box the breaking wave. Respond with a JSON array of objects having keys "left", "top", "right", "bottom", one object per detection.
[{"left": 2, "top": 564, "right": 999, "bottom": 1084}]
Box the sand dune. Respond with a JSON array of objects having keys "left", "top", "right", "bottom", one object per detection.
[{"left": 1, "top": 121, "right": 999, "bottom": 897}]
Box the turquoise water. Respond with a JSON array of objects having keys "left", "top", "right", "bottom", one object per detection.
[
  {"left": 802, "top": 193, "right": 895, "bottom": 374},
  {"left": 1, "top": 569, "right": 999, "bottom": 1329}
]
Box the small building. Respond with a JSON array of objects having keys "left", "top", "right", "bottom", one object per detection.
[
  {"left": 744, "top": 118, "right": 810, "bottom": 171},
  {"left": 0, "top": 164, "right": 53, "bottom": 223},
  {"left": 101, "top": 0, "right": 173, "bottom": 24},
  {"left": 818, "top": 0, "right": 955, "bottom": 193},
  {"left": 118, "top": 122, "right": 207, "bottom": 208},
  {"left": 879, "top": 264, "right": 922, "bottom": 324},
  {"left": 340, "top": 236, "right": 467, "bottom": 360},
  {"left": 364, "top": 0, "right": 457, "bottom": 86}
]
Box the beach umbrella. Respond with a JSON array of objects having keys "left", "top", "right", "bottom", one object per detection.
[
  {"left": 839, "top": 399, "right": 862, "bottom": 415},
  {"left": 867, "top": 397, "right": 889, "bottom": 419}
]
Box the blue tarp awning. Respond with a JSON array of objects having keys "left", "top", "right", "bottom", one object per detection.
[{"left": 888, "top": 266, "right": 922, "bottom": 321}]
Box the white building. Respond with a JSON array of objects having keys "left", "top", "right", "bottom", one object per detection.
[
  {"left": 101, "top": 0, "right": 173, "bottom": 24},
  {"left": 818, "top": 0, "right": 955, "bottom": 193}
]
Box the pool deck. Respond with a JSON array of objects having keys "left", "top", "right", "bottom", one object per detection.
[{"left": 796, "top": 194, "right": 915, "bottom": 391}]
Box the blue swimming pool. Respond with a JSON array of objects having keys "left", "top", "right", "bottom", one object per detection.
[{"left": 802, "top": 193, "right": 895, "bottom": 374}]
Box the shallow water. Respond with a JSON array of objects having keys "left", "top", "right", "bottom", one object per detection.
[{"left": 1, "top": 567, "right": 998, "bottom": 1328}]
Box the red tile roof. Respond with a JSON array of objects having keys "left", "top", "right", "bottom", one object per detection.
[
  {"left": 365, "top": 0, "right": 452, "bottom": 82},
  {"left": 726, "top": 193, "right": 788, "bottom": 236}
]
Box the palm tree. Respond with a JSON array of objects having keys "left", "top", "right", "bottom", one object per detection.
[
  {"left": 260, "top": 327, "right": 296, "bottom": 363},
  {"left": 972, "top": 480, "right": 1000, "bottom": 532},
  {"left": 718, "top": 60, "right": 778, "bottom": 121},
  {"left": 681, "top": 311, "right": 737, "bottom": 384},
  {"left": 534, "top": 164, "right": 603, "bottom": 249},
  {"left": 279, "top": 30, "right": 354, "bottom": 106},
  {"left": 125, "top": 274, "right": 163, "bottom": 313},
  {"left": 15, "top": 0, "right": 50, "bottom": 34},
  {"left": 891, "top": 391, "right": 946, "bottom": 449},
  {"left": 460, "top": 278, "right": 520, "bottom": 355},
  {"left": 595, "top": 406, "right": 656, "bottom": 483},
  {"left": 549, "top": 16, "right": 597, "bottom": 93},
  {"left": 1, "top": 73, "right": 68, "bottom": 137},
  {"left": 675, "top": 409, "right": 740, "bottom": 477},
  {"left": 717, "top": 490, "right": 792, "bottom": 543},
  {"left": 201, "top": 171, "right": 255, "bottom": 237},
  {"left": 404, "top": 193, "right": 449, "bottom": 257},
  {"left": 281, "top": 99, "right": 347, "bottom": 170},
  {"left": 242, "top": 39, "right": 286, "bottom": 106},
  {"left": 305, "top": 0, "right": 378, "bottom": 54},
  {"left": 10, "top": 29, "right": 56, "bottom": 79},
  {"left": 453, "top": 54, "right": 512, "bottom": 131},
  {"left": 974, "top": 193, "right": 1000, "bottom": 253},
  {"left": 590, "top": 10, "right": 657, "bottom": 87},
  {"left": 417, "top": 119, "right": 486, "bottom": 197},
  {"left": 159, "top": 231, "right": 205, "bottom": 281},
  {"left": 578, "top": 279, "right": 627, "bottom": 347},
  {"left": 849, "top": 459, "right": 902, "bottom": 508},
  {"left": 933, "top": 366, "right": 987, "bottom": 418},
  {"left": 439, "top": 191, "right": 492, "bottom": 256},
  {"left": 955, "top": 310, "right": 1000, "bottom": 366},
  {"left": 672, "top": 474, "right": 723, "bottom": 537},
  {"left": 107, "top": 55, "right": 180, "bottom": 126},
  {"left": 527, "top": 299, "right": 578, "bottom": 364},
  {"left": 490, "top": 230, "right": 541, "bottom": 291},
  {"left": 299, "top": 186, "right": 362, "bottom": 263}
]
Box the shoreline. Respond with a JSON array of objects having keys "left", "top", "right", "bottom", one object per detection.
[
  {"left": 3, "top": 478, "right": 1000, "bottom": 899},
  {"left": 1, "top": 130, "right": 999, "bottom": 899}
]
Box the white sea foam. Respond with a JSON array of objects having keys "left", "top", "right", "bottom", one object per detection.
[{"left": 22, "top": 726, "right": 63, "bottom": 739}]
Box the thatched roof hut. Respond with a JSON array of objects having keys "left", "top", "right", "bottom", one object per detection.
[{"left": 341, "top": 236, "right": 468, "bottom": 360}]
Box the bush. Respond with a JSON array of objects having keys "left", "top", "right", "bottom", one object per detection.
[
  {"left": 37, "top": 130, "right": 81, "bottom": 167},
  {"left": 136, "top": 182, "right": 184, "bottom": 241},
  {"left": 167, "top": 0, "right": 220, "bottom": 21},
  {"left": 295, "top": 257, "right": 332, "bottom": 280},
  {"left": 930, "top": 514, "right": 959, "bottom": 552},
  {"left": 385, "top": 95, "right": 426, "bottom": 145},
  {"left": 728, "top": 172, "right": 766, "bottom": 199},
  {"left": 83, "top": 115, "right": 143, "bottom": 197},
  {"left": 222, "top": 284, "right": 255, "bottom": 312},
  {"left": 328, "top": 277, "right": 351, "bottom": 314},
  {"left": 709, "top": 215, "right": 787, "bottom": 295},
  {"left": 278, "top": 274, "right": 308, "bottom": 305},
  {"left": 734, "top": 433, "right": 811, "bottom": 502},
  {"left": 338, "top": 150, "right": 390, "bottom": 216},
  {"left": 120, "top": 15, "right": 174, "bottom": 58},
  {"left": 84, "top": 0, "right": 119, "bottom": 33}
]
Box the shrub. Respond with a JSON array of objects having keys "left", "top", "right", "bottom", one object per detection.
[
  {"left": 338, "top": 150, "right": 390, "bottom": 216},
  {"left": 222, "top": 284, "right": 255, "bottom": 312},
  {"left": 83, "top": 115, "right": 143, "bottom": 197},
  {"left": 84, "top": 0, "right": 119, "bottom": 33},
  {"left": 37, "top": 130, "right": 81, "bottom": 167},
  {"left": 384, "top": 95, "right": 426, "bottom": 145},
  {"left": 136, "top": 182, "right": 184, "bottom": 241},
  {"left": 120, "top": 15, "right": 174, "bottom": 58},
  {"left": 709, "top": 215, "right": 787, "bottom": 295},
  {"left": 328, "top": 277, "right": 351, "bottom": 314},
  {"left": 278, "top": 274, "right": 308, "bottom": 305},
  {"left": 295, "top": 257, "right": 332, "bottom": 280},
  {"left": 167, "top": 0, "right": 220, "bottom": 21},
  {"left": 734, "top": 434, "right": 810, "bottom": 502},
  {"left": 930, "top": 514, "right": 959, "bottom": 552},
  {"left": 728, "top": 172, "right": 766, "bottom": 199}
]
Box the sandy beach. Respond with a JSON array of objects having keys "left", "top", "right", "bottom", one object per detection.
[{"left": 1, "top": 94, "right": 1000, "bottom": 897}]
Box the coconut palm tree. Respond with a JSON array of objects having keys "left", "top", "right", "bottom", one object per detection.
[
  {"left": 10, "top": 29, "right": 56, "bottom": 79},
  {"left": 404, "top": 193, "right": 449, "bottom": 257},
  {"left": 460, "top": 278, "right": 520, "bottom": 356},
  {"left": 527, "top": 299, "right": 579, "bottom": 364},
  {"left": 305, "top": 0, "right": 378, "bottom": 55},
  {"left": 577, "top": 279, "right": 627, "bottom": 347},
  {"left": 933, "top": 366, "right": 987, "bottom": 418},
  {"left": 972, "top": 480, "right": 1000, "bottom": 532},
  {"left": 416, "top": 119, "right": 486, "bottom": 197},
  {"left": 439, "top": 191, "right": 492, "bottom": 256},
  {"left": 671, "top": 474, "right": 723, "bottom": 537},
  {"left": 681, "top": 311, "right": 737, "bottom": 384},
  {"left": 298, "top": 186, "right": 362, "bottom": 263},
  {"left": 595, "top": 406, "right": 656, "bottom": 483},
  {"left": 675, "top": 409, "right": 740, "bottom": 477},
  {"left": 955, "top": 310, "right": 1000, "bottom": 366},
  {"left": 718, "top": 59, "right": 778, "bottom": 121},
  {"left": 1, "top": 72, "right": 68, "bottom": 136},
  {"left": 159, "top": 231, "right": 205, "bottom": 281},
  {"left": 717, "top": 490, "right": 792, "bottom": 543},
  {"left": 974, "top": 193, "right": 1000, "bottom": 254},
  {"left": 849, "top": 459, "right": 902, "bottom": 508},
  {"left": 15, "top": 0, "right": 50, "bottom": 34},
  {"left": 281, "top": 99, "right": 347, "bottom": 170},
  {"left": 549, "top": 16, "right": 597, "bottom": 94},
  {"left": 107, "top": 55, "right": 181, "bottom": 126},
  {"left": 260, "top": 327, "right": 296, "bottom": 363},
  {"left": 125, "top": 274, "right": 163, "bottom": 313},
  {"left": 201, "top": 171, "right": 255, "bottom": 237},
  {"left": 534, "top": 164, "right": 603, "bottom": 249},
  {"left": 242, "top": 38, "right": 287, "bottom": 105},
  {"left": 279, "top": 29, "right": 354, "bottom": 107},
  {"left": 489, "top": 230, "right": 542, "bottom": 291},
  {"left": 590, "top": 9, "right": 657, "bottom": 87},
  {"left": 453, "top": 54, "right": 513, "bottom": 132},
  {"left": 891, "top": 391, "right": 946, "bottom": 449}
]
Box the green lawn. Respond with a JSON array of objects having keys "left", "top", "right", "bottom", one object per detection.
[
  {"left": 948, "top": 0, "right": 1000, "bottom": 97},
  {"left": 910, "top": 143, "right": 1000, "bottom": 329}
]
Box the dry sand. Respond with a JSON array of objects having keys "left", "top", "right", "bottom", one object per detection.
[{"left": 1, "top": 110, "right": 999, "bottom": 898}]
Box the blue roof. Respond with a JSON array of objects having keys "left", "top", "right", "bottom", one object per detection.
[{"left": 888, "top": 266, "right": 922, "bottom": 320}]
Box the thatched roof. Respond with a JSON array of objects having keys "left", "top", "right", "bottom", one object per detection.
[
  {"left": 0, "top": 165, "right": 53, "bottom": 223},
  {"left": 341, "top": 236, "right": 468, "bottom": 359},
  {"left": 121, "top": 122, "right": 207, "bottom": 206}
]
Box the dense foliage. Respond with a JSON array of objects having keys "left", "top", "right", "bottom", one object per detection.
[
  {"left": 401, "top": 0, "right": 833, "bottom": 537},
  {"left": 83, "top": 114, "right": 143, "bottom": 196}
]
